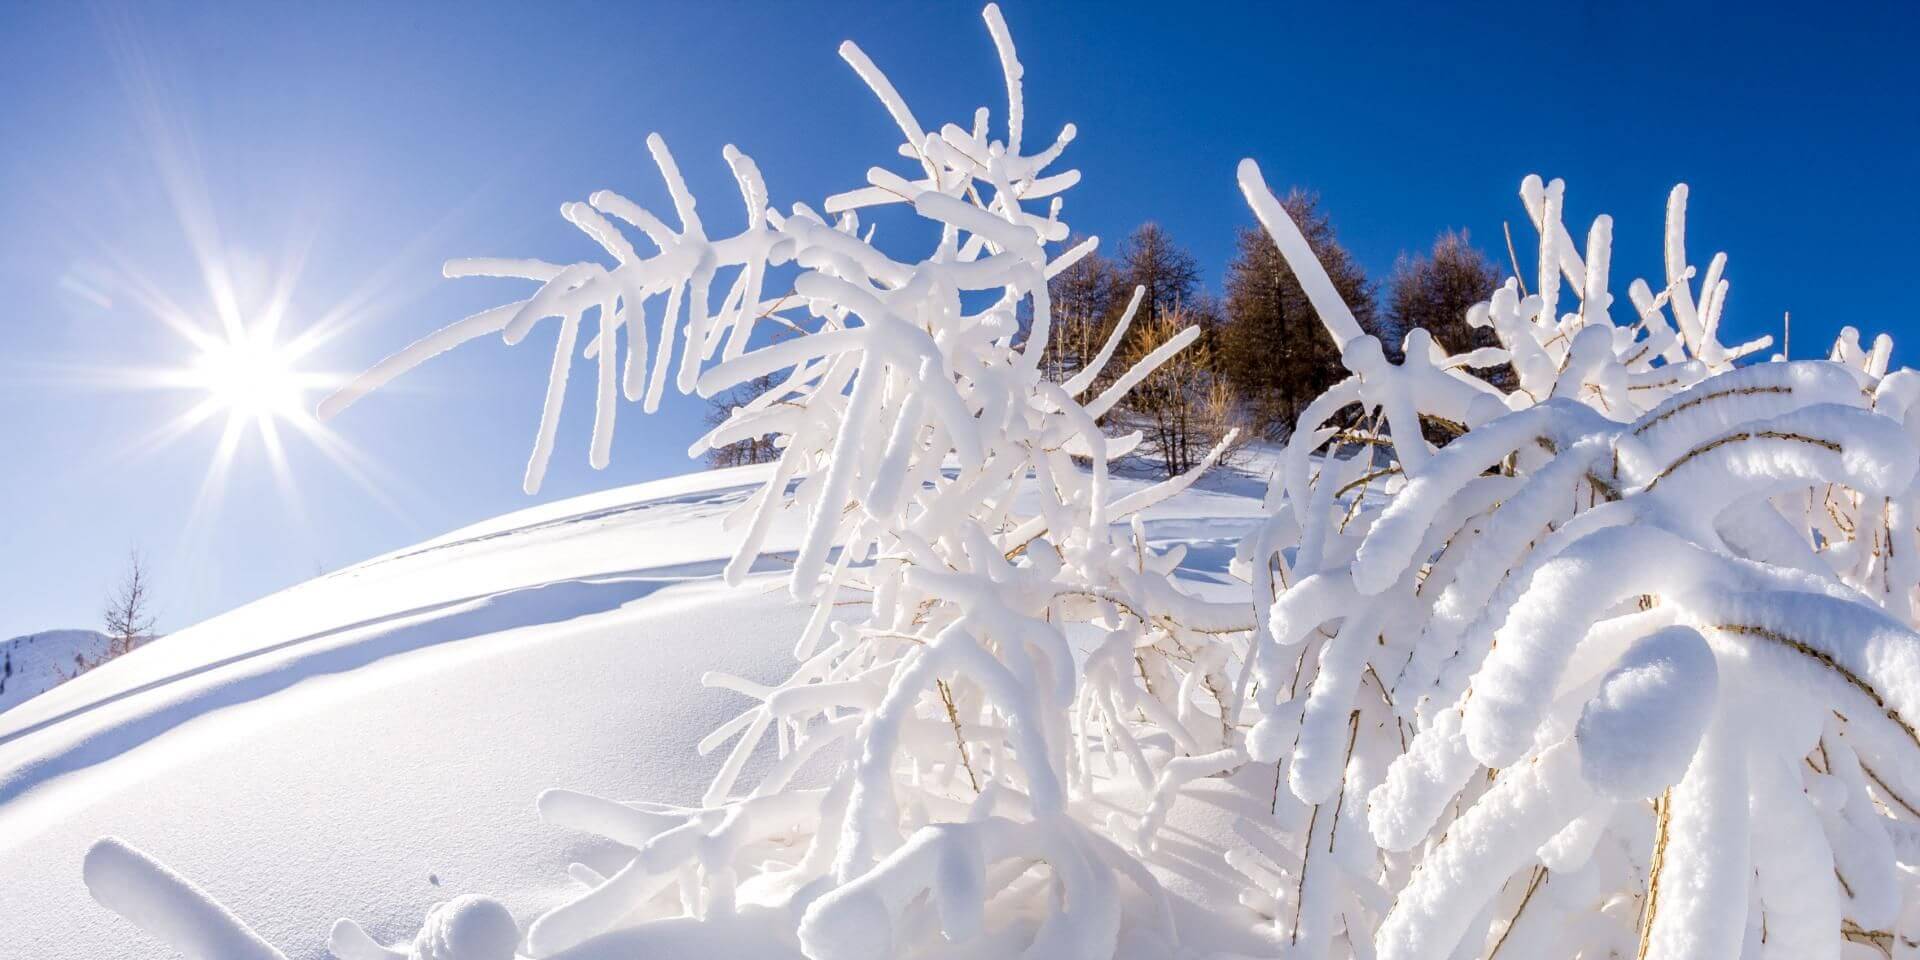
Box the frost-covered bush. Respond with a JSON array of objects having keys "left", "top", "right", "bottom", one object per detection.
[
  {"left": 84, "top": 5, "right": 1920, "bottom": 959},
  {"left": 326, "top": 6, "right": 1249, "bottom": 958},
  {"left": 1230, "top": 164, "right": 1920, "bottom": 959}
]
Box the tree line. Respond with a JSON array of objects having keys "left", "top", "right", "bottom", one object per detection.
[{"left": 708, "top": 190, "right": 1505, "bottom": 478}]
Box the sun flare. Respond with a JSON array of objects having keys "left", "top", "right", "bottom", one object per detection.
[
  {"left": 188, "top": 329, "right": 310, "bottom": 423},
  {"left": 124, "top": 310, "right": 385, "bottom": 531}
]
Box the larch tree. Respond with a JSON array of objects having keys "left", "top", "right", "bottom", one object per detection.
[
  {"left": 1117, "top": 222, "right": 1199, "bottom": 330},
  {"left": 1387, "top": 229, "right": 1510, "bottom": 391},
  {"left": 1112, "top": 300, "right": 1242, "bottom": 478},
  {"left": 1041, "top": 236, "right": 1120, "bottom": 387},
  {"left": 1218, "top": 189, "right": 1387, "bottom": 438},
  {"left": 101, "top": 550, "right": 155, "bottom": 659},
  {"left": 704, "top": 371, "right": 783, "bottom": 468}
]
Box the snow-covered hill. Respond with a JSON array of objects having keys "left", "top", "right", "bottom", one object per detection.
[
  {"left": 1, "top": 629, "right": 112, "bottom": 715},
  {"left": 0, "top": 458, "right": 1272, "bottom": 959}
]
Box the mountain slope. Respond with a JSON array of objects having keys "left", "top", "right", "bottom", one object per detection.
[{"left": 1, "top": 629, "right": 112, "bottom": 715}]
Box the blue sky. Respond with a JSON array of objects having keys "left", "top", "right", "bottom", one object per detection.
[{"left": 1, "top": 1, "right": 1914, "bottom": 638}]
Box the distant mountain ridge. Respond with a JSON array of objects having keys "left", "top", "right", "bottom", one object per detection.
[{"left": 0, "top": 629, "right": 112, "bottom": 713}]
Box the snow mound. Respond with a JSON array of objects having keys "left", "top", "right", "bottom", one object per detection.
[{"left": 0, "top": 459, "right": 1270, "bottom": 960}]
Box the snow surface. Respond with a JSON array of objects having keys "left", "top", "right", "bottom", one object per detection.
[
  {"left": 1, "top": 629, "right": 113, "bottom": 714},
  {"left": 0, "top": 456, "right": 1273, "bottom": 960}
]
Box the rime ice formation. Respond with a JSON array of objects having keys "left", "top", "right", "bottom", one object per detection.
[{"left": 84, "top": 5, "right": 1920, "bottom": 959}]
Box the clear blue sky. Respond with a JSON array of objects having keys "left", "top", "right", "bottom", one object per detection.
[{"left": 2, "top": 1, "right": 1914, "bottom": 638}]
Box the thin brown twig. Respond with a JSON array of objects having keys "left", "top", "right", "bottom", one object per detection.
[
  {"left": 937, "top": 678, "right": 981, "bottom": 793},
  {"left": 1646, "top": 430, "right": 1844, "bottom": 491},
  {"left": 1716, "top": 622, "right": 1918, "bottom": 751},
  {"left": 1488, "top": 866, "right": 1548, "bottom": 959},
  {"left": 1502, "top": 221, "right": 1529, "bottom": 298},
  {"left": 1636, "top": 788, "right": 1675, "bottom": 959}
]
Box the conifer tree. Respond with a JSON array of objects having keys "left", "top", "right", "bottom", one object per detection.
[
  {"left": 1218, "top": 189, "right": 1387, "bottom": 437},
  {"left": 1387, "top": 229, "right": 1509, "bottom": 388}
]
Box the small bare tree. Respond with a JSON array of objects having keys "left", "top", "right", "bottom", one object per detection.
[
  {"left": 1113, "top": 302, "right": 1245, "bottom": 478},
  {"left": 704, "top": 371, "right": 783, "bottom": 468},
  {"left": 102, "top": 550, "right": 156, "bottom": 658}
]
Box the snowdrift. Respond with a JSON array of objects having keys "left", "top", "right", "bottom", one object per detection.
[{"left": 0, "top": 460, "right": 1268, "bottom": 959}]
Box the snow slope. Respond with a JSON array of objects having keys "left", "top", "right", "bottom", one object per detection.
[
  {"left": 1, "top": 629, "right": 113, "bottom": 715},
  {"left": 0, "top": 457, "right": 1272, "bottom": 959}
]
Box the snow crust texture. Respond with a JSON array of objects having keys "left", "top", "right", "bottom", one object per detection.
[{"left": 78, "top": 5, "right": 1920, "bottom": 959}]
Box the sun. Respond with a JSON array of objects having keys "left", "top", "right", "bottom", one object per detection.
[
  {"left": 119, "top": 309, "right": 395, "bottom": 534},
  {"left": 152, "top": 316, "right": 333, "bottom": 447},
  {"left": 188, "top": 327, "right": 311, "bottom": 424}
]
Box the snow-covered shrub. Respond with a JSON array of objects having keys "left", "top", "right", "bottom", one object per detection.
[
  {"left": 316, "top": 6, "right": 1252, "bottom": 958},
  {"left": 1230, "top": 161, "right": 1920, "bottom": 958},
  {"left": 83, "top": 4, "right": 1920, "bottom": 959}
]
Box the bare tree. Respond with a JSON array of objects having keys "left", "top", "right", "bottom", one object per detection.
[
  {"left": 1041, "top": 237, "right": 1120, "bottom": 387},
  {"left": 102, "top": 550, "right": 156, "bottom": 658},
  {"left": 704, "top": 371, "right": 784, "bottom": 468},
  {"left": 1112, "top": 301, "right": 1244, "bottom": 479},
  {"left": 1117, "top": 223, "right": 1200, "bottom": 330}
]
